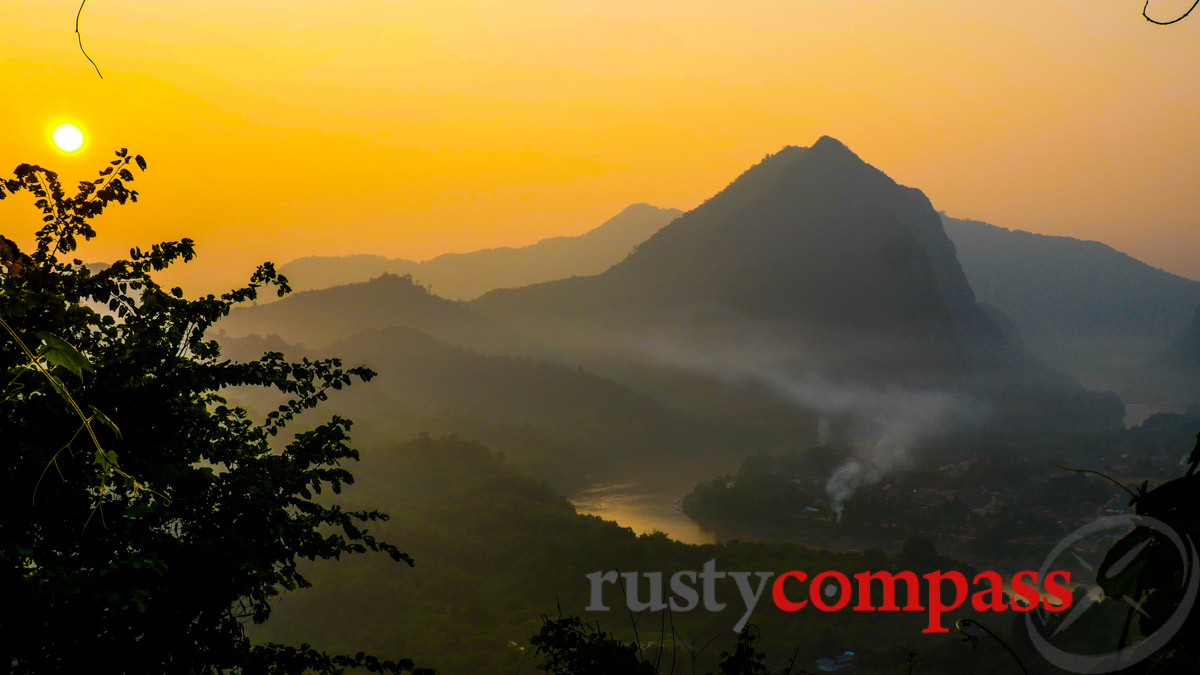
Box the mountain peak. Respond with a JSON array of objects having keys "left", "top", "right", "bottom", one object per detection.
[
  {"left": 798, "top": 136, "right": 881, "bottom": 183},
  {"left": 483, "top": 135, "right": 980, "bottom": 336},
  {"left": 616, "top": 202, "right": 677, "bottom": 215},
  {"left": 802, "top": 135, "right": 861, "bottom": 163},
  {"left": 811, "top": 135, "right": 853, "bottom": 152}
]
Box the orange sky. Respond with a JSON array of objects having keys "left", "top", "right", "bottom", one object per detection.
[{"left": 2, "top": 0, "right": 1199, "bottom": 293}]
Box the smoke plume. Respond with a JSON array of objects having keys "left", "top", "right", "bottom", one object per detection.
[{"left": 618, "top": 328, "right": 986, "bottom": 519}]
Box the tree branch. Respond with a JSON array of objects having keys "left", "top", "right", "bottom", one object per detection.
[
  {"left": 76, "top": 0, "right": 103, "bottom": 79},
  {"left": 1144, "top": 0, "right": 1200, "bottom": 25}
]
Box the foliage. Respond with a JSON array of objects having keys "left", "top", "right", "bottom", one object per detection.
[
  {"left": 713, "top": 628, "right": 770, "bottom": 675},
  {"left": 529, "top": 618, "right": 814, "bottom": 675},
  {"left": 530, "top": 614, "right": 657, "bottom": 675},
  {"left": 0, "top": 153, "right": 429, "bottom": 674},
  {"left": 713, "top": 627, "right": 812, "bottom": 675},
  {"left": 1095, "top": 431, "right": 1200, "bottom": 662}
]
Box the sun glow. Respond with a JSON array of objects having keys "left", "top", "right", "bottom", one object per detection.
[{"left": 51, "top": 124, "right": 84, "bottom": 153}]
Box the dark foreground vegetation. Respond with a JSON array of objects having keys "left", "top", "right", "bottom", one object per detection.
[{"left": 0, "top": 155, "right": 426, "bottom": 673}]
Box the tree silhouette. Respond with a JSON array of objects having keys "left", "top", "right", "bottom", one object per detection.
[
  {"left": 1093, "top": 432, "right": 1200, "bottom": 665},
  {"left": 0, "top": 152, "right": 429, "bottom": 674}
]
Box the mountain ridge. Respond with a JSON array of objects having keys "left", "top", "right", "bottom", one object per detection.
[
  {"left": 942, "top": 214, "right": 1200, "bottom": 341},
  {"left": 941, "top": 213, "right": 1200, "bottom": 392},
  {"left": 276, "top": 203, "right": 682, "bottom": 300}
]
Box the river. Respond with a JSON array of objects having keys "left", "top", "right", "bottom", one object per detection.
[{"left": 568, "top": 454, "right": 743, "bottom": 545}]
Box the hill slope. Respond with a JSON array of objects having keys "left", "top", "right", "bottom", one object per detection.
[
  {"left": 1158, "top": 307, "right": 1200, "bottom": 370},
  {"left": 942, "top": 215, "right": 1200, "bottom": 342},
  {"left": 1138, "top": 305, "right": 1200, "bottom": 404},
  {"left": 942, "top": 214, "right": 1200, "bottom": 388},
  {"left": 219, "top": 326, "right": 758, "bottom": 486},
  {"left": 216, "top": 273, "right": 523, "bottom": 353}
]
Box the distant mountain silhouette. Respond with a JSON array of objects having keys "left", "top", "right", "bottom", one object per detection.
[
  {"left": 218, "top": 327, "right": 756, "bottom": 487},
  {"left": 222, "top": 138, "right": 1124, "bottom": 432},
  {"left": 473, "top": 137, "right": 1122, "bottom": 429},
  {"left": 277, "top": 203, "right": 681, "bottom": 300},
  {"left": 942, "top": 215, "right": 1200, "bottom": 389},
  {"left": 217, "top": 273, "right": 524, "bottom": 353}
]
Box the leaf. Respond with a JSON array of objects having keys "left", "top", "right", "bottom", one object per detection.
[
  {"left": 1098, "top": 526, "right": 1164, "bottom": 602},
  {"left": 36, "top": 332, "right": 95, "bottom": 381},
  {"left": 94, "top": 447, "right": 119, "bottom": 471},
  {"left": 1100, "top": 522, "right": 1194, "bottom": 638},
  {"left": 135, "top": 155, "right": 147, "bottom": 171},
  {"left": 88, "top": 405, "right": 122, "bottom": 440}
]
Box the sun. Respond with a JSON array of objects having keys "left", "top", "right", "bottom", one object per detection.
[{"left": 52, "top": 123, "right": 84, "bottom": 152}]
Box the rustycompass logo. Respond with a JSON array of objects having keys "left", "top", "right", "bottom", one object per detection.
[
  {"left": 586, "top": 560, "right": 1074, "bottom": 635},
  {"left": 585, "top": 514, "right": 1197, "bottom": 670},
  {"left": 1027, "top": 514, "right": 1200, "bottom": 673}
]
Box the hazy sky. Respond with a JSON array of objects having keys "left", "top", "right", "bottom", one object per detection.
[{"left": 2, "top": 0, "right": 1198, "bottom": 292}]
